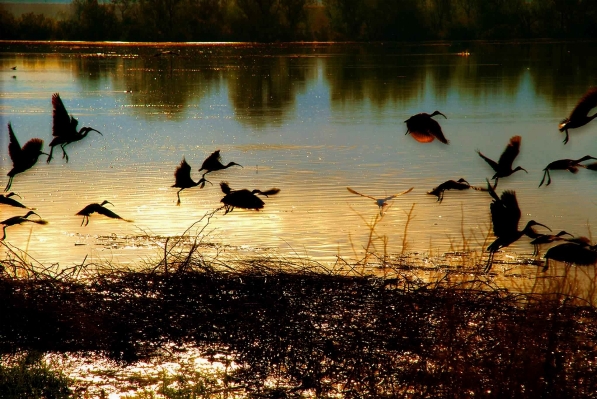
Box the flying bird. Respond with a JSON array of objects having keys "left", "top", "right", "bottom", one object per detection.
[
  {"left": 5, "top": 122, "right": 48, "bottom": 192},
  {"left": 347, "top": 187, "right": 414, "bottom": 215},
  {"left": 76, "top": 200, "right": 133, "bottom": 226},
  {"left": 199, "top": 150, "right": 243, "bottom": 176},
  {"left": 530, "top": 230, "right": 573, "bottom": 256},
  {"left": 172, "top": 157, "right": 212, "bottom": 205},
  {"left": 404, "top": 111, "right": 449, "bottom": 144},
  {"left": 543, "top": 242, "right": 597, "bottom": 271},
  {"left": 477, "top": 135, "right": 527, "bottom": 183},
  {"left": 219, "top": 181, "right": 280, "bottom": 214},
  {"left": 484, "top": 179, "right": 550, "bottom": 272},
  {"left": 427, "top": 178, "right": 492, "bottom": 203},
  {"left": 0, "top": 192, "right": 28, "bottom": 209},
  {"left": 48, "top": 93, "right": 102, "bottom": 163},
  {"left": 559, "top": 87, "right": 597, "bottom": 144},
  {"left": 0, "top": 211, "right": 48, "bottom": 240},
  {"left": 539, "top": 155, "right": 597, "bottom": 187}
]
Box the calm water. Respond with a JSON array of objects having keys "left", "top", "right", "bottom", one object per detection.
[{"left": 1, "top": 41, "right": 597, "bottom": 270}]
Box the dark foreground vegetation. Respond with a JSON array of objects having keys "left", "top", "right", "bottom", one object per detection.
[
  {"left": 2, "top": 250, "right": 597, "bottom": 398},
  {"left": 1, "top": 0, "right": 597, "bottom": 43}
]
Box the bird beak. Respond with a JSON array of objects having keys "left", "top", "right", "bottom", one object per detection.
[{"left": 535, "top": 222, "right": 551, "bottom": 232}]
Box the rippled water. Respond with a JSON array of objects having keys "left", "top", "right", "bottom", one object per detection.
[{"left": 1, "top": 41, "right": 597, "bottom": 269}]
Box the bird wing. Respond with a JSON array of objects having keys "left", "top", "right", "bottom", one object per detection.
[
  {"left": 96, "top": 205, "right": 126, "bottom": 220},
  {"left": 426, "top": 118, "right": 449, "bottom": 144},
  {"left": 477, "top": 150, "right": 499, "bottom": 171},
  {"left": 200, "top": 150, "right": 221, "bottom": 170},
  {"left": 21, "top": 138, "right": 44, "bottom": 161},
  {"left": 383, "top": 187, "right": 414, "bottom": 201},
  {"left": 52, "top": 93, "right": 75, "bottom": 138},
  {"left": 347, "top": 187, "right": 377, "bottom": 201},
  {"left": 498, "top": 136, "right": 521, "bottom": 169},
  {"left": 569, "top": 87, "right": 597, "bottom": 120},
  {"left": 259, "top": 188, "right": 281, "bottom": 196},
  {"left": 220, "top": 181, "right": 232, "bottom": 194},
  {"left": 7, "top": 123, "right": 22, "bottom": 162},
  {"left": 490, "top": 190, "right": 520, "bottom": 238},
  {"left": 174, "top": 158, "right": 192, "bottom": 183}
]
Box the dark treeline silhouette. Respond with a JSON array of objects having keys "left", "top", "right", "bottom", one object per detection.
[{"left": 1, "top": 0, "right": 597, "bottom": 42}]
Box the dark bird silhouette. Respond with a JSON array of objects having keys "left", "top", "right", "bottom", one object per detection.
[
  {"left": 0, "top": 211, "right": 48, "bottom": 240},
  {"left": 543, "top": 242, "right": 597, "bottom": 271},
  {"left": 219, "top": 181, "right": 280, "bottom": 214},
  {"left": 477, "top": 135, "right": 527, "bottom": 183},
  {"left": 172, "top": 157, "right": 212, "bottom": 205},
  {"left": 198, "top": 150, "right": 243, "bottom": 176},
  {"left": 347, "top": 186, "right": 414, "bottom": 215},
  {"left": 559, "top": 87, "right": 597, "bottom": 144},
  {"left": 5, "top": 122, "right": 48, "bottom": 192},
  {"left": 0, "top": 192, "right": 28, "bottom": 209},
  {"left": 76, "top": 200, "right": 133, "bottom": 226},
  {"left": 530, "top": 230, "right": 573, "bottom": 256},
  {"left": 404, "top": 110, "right": 449, "bottom": 144},
  {"left": 539, "top": 155, "right": 597, "bottom": 187},
  {"left": 48, "top": 93, "right": 102, "bottom": 163},
  {"left": 427, "top": 178, "right": 494, "bottom": 203},
  {"left": 11, "top": 66, "right": 16, "bottom": 70},
  {"left": 485, "top": 180, "right": 550, "bottom": 272}
]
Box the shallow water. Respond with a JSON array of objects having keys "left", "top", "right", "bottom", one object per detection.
[{"left": 1, "top": 41, "right": 597, "bottom": 270}]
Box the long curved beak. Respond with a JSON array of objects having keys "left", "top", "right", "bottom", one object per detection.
[{"left": 535, "top": 222, "right": 552, "bottom": 232}]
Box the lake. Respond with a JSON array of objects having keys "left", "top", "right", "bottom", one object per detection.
[{"left": 1, "top": 41, "right": 597, "bottom": 273}]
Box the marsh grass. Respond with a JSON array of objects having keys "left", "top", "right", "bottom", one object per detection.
[{"left": 2, "top": 210, "right": 597, "bottom": 398}]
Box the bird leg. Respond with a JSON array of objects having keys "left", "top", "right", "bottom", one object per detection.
[
  {"left": 0, "top": 226, "right": 6, "bottom": 240},
  {"left": 563, "top": 129, "right": 569, "bottom": 144},
  {"left": 4, "top": 177, "right": 13, "bottom": 192},
  {"left": 484, "top": 251, "right": 495, "bottom": 273},
  {"left": 539, "top": 170, "right": 550, "bottom": 187},
  {"left": 47, "top": 146, "right": 55, "bottom": 163},
  {"left": 176, "top": 189, "right": 183, "bottom": 206},
  {"left": 61, "top": 144, "right": 69, "bottom": 163}
]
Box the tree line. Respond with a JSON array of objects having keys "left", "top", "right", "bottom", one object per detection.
[{"left": 1, "top": 0, "right": 596, "bottom": 42}]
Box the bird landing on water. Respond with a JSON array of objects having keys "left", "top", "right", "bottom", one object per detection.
[
  {"left": 404, "top": 110, "right": 449, "bottom": 144},
  {"left": 219, "top": 181, "right": 280, "bottom": 214}
]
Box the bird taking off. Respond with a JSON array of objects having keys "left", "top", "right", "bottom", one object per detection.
[
  {"left": 559, "top": 87, "right": 597, "bottom": 144},
  {"left": 484, "top": 179, "right": 550, "bottom": 273},
  {"left": 347, "top": 187, "right": 414, "bottom": 215},
  {"left": 172, "top": 157, "right": 212, "bottom": 205},
  {"left": 477, "top": 135, "right": 527, "bottom": 183},
  {"left": 0, "top": 211, "right": 48, "bottom": 240},
  {"left": 539, "top": 155, "right": 597, "bottom": 187},
  {"left": 404, "top": 111, "right": 449, "bottom": 144},
  {"left": 5, "top": 123, "right": 48, "bottom": 192},
  {"left": 0, "top": 192, "right": 28, "bottom": 209},
  {"left": 427, "top": 178, "right": 493, "bottom": 203},
  {"left": 219, "top": 181, "right": 280, "bottom": 214},
  {"left": 48, "top": 93, "right": 102, "bottom": 163},
  {"left": 76, "top": 200, "right": 133, "bottom": 226},
  {"left": 543, "top": 242, "right": 597, "bottom": 271},
  {"left": 198, "top": 150, "right": 243, "bottom": 176}
]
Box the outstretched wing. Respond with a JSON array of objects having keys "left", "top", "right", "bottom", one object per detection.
[
  {"left": 174, "top": 158, "right": 191, "bottom": 184},
  {"left": 426, "top": 118, "right": 449, "bottom": 144},
  {"left": 7, "top": 122, "right": 21, "bottom": 163},
  {"left": 383, "top": 187, "right": 414, "bottom": 201},
  {"left": 347, "top": 187, "right": 377, "bottom": 201},
  {"left": 200, "top": 150, "right": 222, "bottom": 171},
  {"left": 220, "top": 181, "right": 232, "bottom": 194},
  {"left": 96, "top": 205, "right": 130, "bottom": 221},
  {"left": 52, "top": 93, "right": 76, "bottom": 138},
  {"left": 569, "top": 87, "right": 597, "bottom": 120},
  {"left": 259, "top": 188, "right": 281, "bottom": 196},
  {"left": 477, "top": 150, "right": 499, "bottom": 171},
  {"left": 490, "top": 190, "right": 520, "bottom": 238},
  {"left": 497, "top": 136, "right": 521, "bottom": 169}
]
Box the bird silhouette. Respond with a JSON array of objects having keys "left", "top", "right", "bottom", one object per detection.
[
  {"left": 559, "top": 87, "right": 597, "bottom": 144},
  {"left": 198, "top": 150, "right": 243, "bottom": 176},
  {"left": 172, "top": 157, "right": 212, "bottom": 205},
  {"left": 347, "top": 187, "right": 414, "bottom": 215},
  {"left": 219, "top": 181, "right": 280, "bottom": 214},
  {"left": 530, "top": 230, "right": 573, "bottom": 257},
  {"left": 539, "top": 155, "right": 597, "bottom": 187},
  {"left": 0, "top": 192, "right": 28, "bottom": 209},
  {"left": 477, "top": 135, "right": 527, "bottom": 183},
  {"left": 5, "top": 122, "right": 48, "bottom": 192},
  {"left": 543, "top": 242, "right": 597, "bottom": 271},
  {"left": 48, "top": 93, "right": 102, "bottom": 163},
  {"left": 404, "top": 110, "right": 449, "bottom": 144},
  {"left": 76, "top": 200, "right": 133, "bottom": 226},
  {"left": 485, "top": 180, "right": 550, "bottom": 272},
  {"left": 427, "top": 178, "right": 493, "bottom": 203},
  {"left": 0, "top": 211, "right": 48, "bottom": 240}
]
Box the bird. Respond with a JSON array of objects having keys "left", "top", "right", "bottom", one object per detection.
[
  {"left": 347, "top": 187, "right": 414, "bottom": 215},
  {"left": 172, "top": 157, "right": 212, "bottom": 205},
  {"left": 198, "top": 150, "right": 243, "bottom": 176},
  {"left": 48, "top": 93, "right": 102, "bottom": 163},
  {"left": 559, "top": 87, "right": 597, "bottom": 144},
  {"left": 0, "top": 211, "right": 48, "bottom": 240},
  {"left": 75, "top": 200, "right": 133, "bottom": 226},
  {"left": 219, "top": 181, "right": 280, "bottom": 214},
  {"left": 5, "top": 122, "right": 48, "bottom": 192},
  {"left": 477, "top": 135, "right": 527, "bottom": 183},
  {"left": 0, "top": 192, "right": 28, "bottom": 209},
  {"left": 484, "top": 179, "right": 550, "bottom": 272},
  {"left": 404, "top": 110, "right": 449, "bottom": 144},
  {"left": 11, "top": 66, "right": 16, "bottom": 70},
  {"left": 543, "top": 242, "right": 597, "bottom": 271},
  {"left": 538, "top": 155, "right": 597, "bottom": 187},
  {"left": 530, "top": 230, "right": 573, "bottom": 256},
  {"left": 427, "top": 178, "right": 493, "bottom": 203}
]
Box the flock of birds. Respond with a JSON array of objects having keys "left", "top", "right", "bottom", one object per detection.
[{"left": 3, "top": 85, "right": 597, "bottom": 273}]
